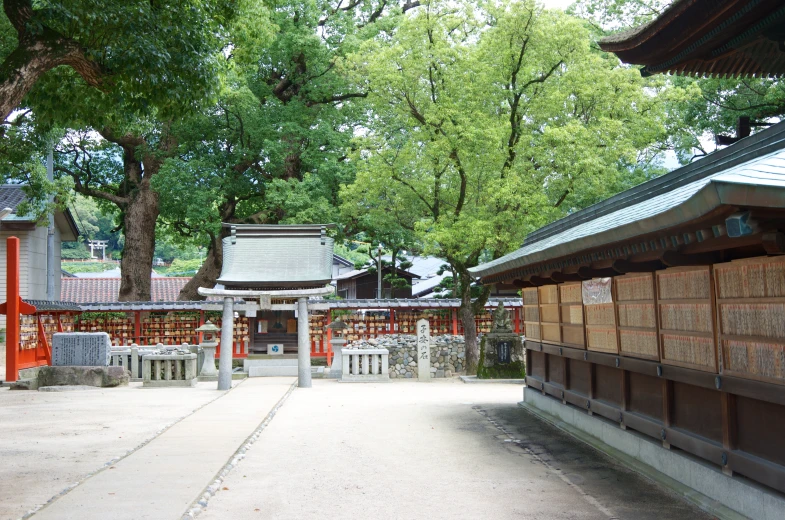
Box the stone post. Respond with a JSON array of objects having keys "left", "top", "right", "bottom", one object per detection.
[
  {"left": 417, "top": 318, "right": 431, "bottom": 381},
  {"left": 297, "top": 297, "right": 311, "bottom": 388},
  {"left": 218, "top": 296, "right": 234, "bottom": 390}
]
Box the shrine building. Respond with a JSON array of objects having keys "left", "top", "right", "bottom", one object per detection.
[
  {"left": 470, "top": 1, "right": 785, "bottom": 518},
  {"left": 199, "top": 223, "right": 336, "bottom": 389}
]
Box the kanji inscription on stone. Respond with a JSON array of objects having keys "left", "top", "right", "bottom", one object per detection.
[
  {"left": 496, "top": 341, "right": 511, "bottom": 364},
  {"left": 416, "top": 318, "right": 431, "bottom": 380},
  {"left": 52, "top": 333, "right": 111, "bottom": 366}
]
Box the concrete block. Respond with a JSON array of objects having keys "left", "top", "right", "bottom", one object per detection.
[
  {"left": 248, "top": 366, "right": 299, "bottom": 377},
  {"left": 9, "top": 378, "right": 38, "bottom": 390},
  {"left": 143, "top": 378, "right": 197, "bottom": 388},
  {"left": 602, "top": 422, "right": 641, "bottom": 460},
  {"left": 763, "top": 486, "right": 785, "bottom": 520}
]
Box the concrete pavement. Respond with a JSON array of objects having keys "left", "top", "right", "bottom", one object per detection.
[
  {"left": 199, "top": 379, "right": 710, "bottom": 520},
  {"left": 28, "top": 377, "right": 295, "bottom": 520}
]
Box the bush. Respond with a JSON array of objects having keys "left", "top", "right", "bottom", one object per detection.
[{"left": 61, "top": 248, "right": 92, "bottom": 259}]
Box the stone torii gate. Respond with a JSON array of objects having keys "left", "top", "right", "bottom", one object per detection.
[{"left": 198, "top": 224, "right": 335, "bottom": 390}]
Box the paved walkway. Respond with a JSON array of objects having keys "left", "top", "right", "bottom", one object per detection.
[
  {"left": 199, "top": 380, "right": 709, "bottom": 520},
  {"left": 31, "top": 378, "right": 295, "bottom": 520}
]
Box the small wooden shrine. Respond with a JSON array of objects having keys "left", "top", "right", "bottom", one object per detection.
[{"left": 199, "top": 224, "right": 336, "bottom": 389}]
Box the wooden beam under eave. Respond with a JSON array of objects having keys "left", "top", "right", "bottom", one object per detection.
[
  {"left": 528, "top": 276, "right": 553, "bottom": 286},
  {"left": 763, "top": 231, "right": 785, "bottom": 254},
  {"left": 661, "top": 250, "right": 722, "bottom": 267},
  {"left": 612, "top": 259, "right": 665, "bottom": 274},
  {"left": 512, "top": 279, "right": 533, "bottom": 288},
  {"left": 577, "top": 266, "right": 617, "bottom": 279},
  {"left": 550, "top": 272, "right": 584, "bottom": 282}
]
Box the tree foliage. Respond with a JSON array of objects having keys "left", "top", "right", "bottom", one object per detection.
[
  {"left": 342, "top": 0, "right": 676, "bottom": 372},
  {"left": 0, "top": 0, "right": 269, "bottom": 123}
]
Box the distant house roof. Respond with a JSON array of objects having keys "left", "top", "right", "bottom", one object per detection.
[
  {"left": 62, "top": 277, "right": 191, "bottom": 303},
  {"left": 217, "top": 224, "right": 335, "bottom": 289},
  {"left": 598, "top": 0, "right": 785, "bottom": 78},
  {"left": 470, "top": 119, "right": 785, "bottom": 282},
  {"left": 71, "top": 267, "right": 165, "bottom": 279},
  {"left": 335, "top": 266, "right": 416, "bottom": 281},
  {"left": 0, "top": 184, "right": 80, "bottom": 240},
  {"left": 333, "top": 254, "right": 354, "bottom": 268}
]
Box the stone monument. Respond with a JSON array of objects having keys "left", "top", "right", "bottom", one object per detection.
[
  {"left": 195, "top": 321, "right": 220, "bottom": 382},
  {"left": 478, "top": 303, "right": 524, "bottom": 379},
  {"left": 52, "top": 332, "right": 111, "bottom": 366}
]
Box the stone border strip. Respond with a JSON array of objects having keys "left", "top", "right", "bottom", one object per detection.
[
  {"left": 22, "top": 380, "right": 247, "bottom": 520},
  {"left": 180, "top": 379, "right": 298, "bottom": 519}
]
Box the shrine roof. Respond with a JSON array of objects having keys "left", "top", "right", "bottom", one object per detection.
[
  {"left": 216, "top": 224, "right": 335, "bottom": 288},
  {"left": 598, "top": 0, "right": 785, "bottom": 78}
]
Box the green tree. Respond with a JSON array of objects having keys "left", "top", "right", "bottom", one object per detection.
[
  {"left": 0, "top": 0, "right": 255, "bottom": 123},
  {"left": 342, "top": 0, "right": 674, "bottom": 372},
  {"left": 1, "top": 1, "right": 272, "bottom": 301},
  {"left": 154, "top": 0, "right": 423, "bottom": 300}
]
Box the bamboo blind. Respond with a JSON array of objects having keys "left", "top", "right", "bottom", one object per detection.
[
  {"left": 584, "top": 279, "right": 618, "bottom": 354},
  {"left": 715, "top": 256, "right": 785, "bottom": 385},
  {"left": 656, "top": 266, "right": 717, "bottom": 372},
  {"left": 559, "top": 282, "right": 585, "bottom": 348},
  {"left": 539, "top": 285, "right": 562, "bottom": 344},
  {"left": 522, "top": 287, "right": 541, "bottom": 341},
  {"left": 615, "top": 273, "right": 659, "bottom": 361}
]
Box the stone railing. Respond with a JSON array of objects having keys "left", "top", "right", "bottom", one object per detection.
[
  {"left": 341, "top": 348, "right": 389, "bottom": 382},
  {"left": 110, "top": 343, "right": 202, "bottom": 381},
  {"left": 142, "top": 351, "right": 198, "bottom": 387}
]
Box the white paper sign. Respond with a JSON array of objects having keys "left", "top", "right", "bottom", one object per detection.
[
  {"left": 416, "top": 319, "right": 431, "bottom": 380},
  {"left": 582, "top": 278, "right": 613, "bottom": 305}
]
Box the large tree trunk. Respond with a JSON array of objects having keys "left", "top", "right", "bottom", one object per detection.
[
  {"left": 460, "top": 303, "right": 479, "bottom": 375},
  {"left": 456, "top": 266, "right": 490, "bottom": 375},
  {"left": 1, "top": 0, "right": 104, "bottom": 122},
  {"left": 118, "top": 184, "right": 159, "bottom": 301},
  {"left": 177, "top": 232, "right": 225, "bottom": 301}
]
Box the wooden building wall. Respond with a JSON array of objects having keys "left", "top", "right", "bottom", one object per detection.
[{"left": 523, "top": 255, "right": 785, "bottom": 496}]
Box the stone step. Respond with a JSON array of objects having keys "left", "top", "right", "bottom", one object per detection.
[
  {"left": 243, "top": 358, "right": 299, "bottom": 371},
  {"left": 246, "top": 354, "right": 299, "bottom": 360},
  {"left": 248, "top": 366, "right": 299, "bottom": 377}
]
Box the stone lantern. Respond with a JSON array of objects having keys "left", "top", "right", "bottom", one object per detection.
[
  {"left": 326, "top": 319, "right": 349, "bottom": 379},
  {"left": 195, "top": 320, "right": 221, "bottom": 382}
]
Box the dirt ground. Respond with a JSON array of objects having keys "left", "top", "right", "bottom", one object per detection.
[{"left": 0, "top": 382, "right": 228, "bottom": 520}]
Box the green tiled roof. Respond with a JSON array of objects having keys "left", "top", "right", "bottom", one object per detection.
[
  {"left": 470, "top": 121, "right": 785, "bottom": 281},
  {"left": 217, "top": 224, "right": 335, "bottom": 288}
]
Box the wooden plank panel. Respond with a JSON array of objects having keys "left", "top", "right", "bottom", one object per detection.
[
  {"left": 656, "top": 266, "right": 718, "bottom": 372},
  {"left": 715, "top": 256, "right": 785, "bottom": 386},
  {"left": 531, "top": 350, "right": 546, "bottom": 379},
  {"left": 628, "top": 371, "right": 663, "bottom": 420},
  {"left": 736, "top": 395, "right": 785, "bottom": 468},
  {"left": 594, "top": 364, "right": 622, "bottom": 405},
  {"left": 615, "top": 272, "right": 660, "bottom": 361},
  {"left": 671, "top": 382, "right": 723, "bottom": 443},
  {"left": 568, "top": 359, "right": 590, "bottom": 396}
]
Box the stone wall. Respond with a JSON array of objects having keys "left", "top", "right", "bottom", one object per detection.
[{"left": 346, "top": 334, "right": 465, "bottom": 378}]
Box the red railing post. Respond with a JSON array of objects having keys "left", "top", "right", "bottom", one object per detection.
[
  {"left": 134, "top": 311, "right": 141, "bottom": 344},
  {"left": 452, "top": 309, "right": 458, "bottom": 335}
]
